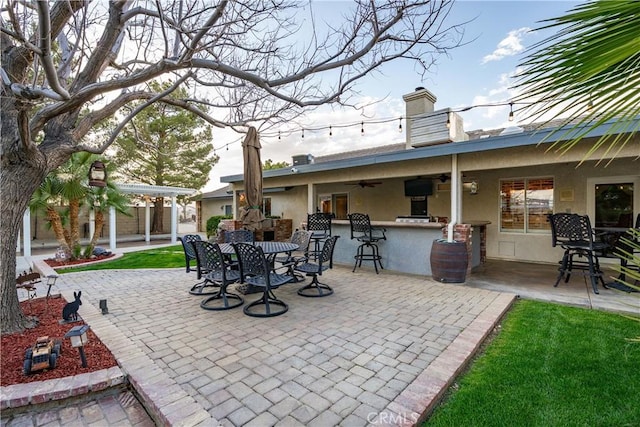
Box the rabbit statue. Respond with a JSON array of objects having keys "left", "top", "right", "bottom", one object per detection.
[{"left": 62, "top": 291, "right": 82, "bottom": 321}]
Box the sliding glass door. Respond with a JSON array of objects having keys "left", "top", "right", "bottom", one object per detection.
[{"left": 587, "top": 176, "right": 639, "bottom": 228}]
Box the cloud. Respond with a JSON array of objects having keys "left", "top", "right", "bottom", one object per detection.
[
  {"left": 482, "top": 27, "right": 531, "bottom": 64},
  {"left": 203, "top": 97, "right": 406, "bottom": 191}
]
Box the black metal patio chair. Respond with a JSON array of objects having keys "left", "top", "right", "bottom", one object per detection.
[
  {"left": 548, "top": 213, "right": 609, "bottom": 294},
  {"left": 608, "top": 214, "right": 640, "bottom": 291},
  {"left": 224, "top": 229, "right": 255, "bottom": 243},
  {"left": 197, "top": 241, "right": 244, "bottom": 311},
  {"left": 294, "top": 235, "right": 340, "bottom": 297},
  {"left": 233, "top": 242, "right": 294, "bottom": 317},
  {"left": 307, "top": 213, "right": 332, "bottom": 260},
  {"left": 178, "top": 234, "right": 202, "bottom": 273},
  {"left": 348, "top": 213, "right": 386, "bottom": 273},
  {"left": 189, "top": 240, "right": 222, "bottom": 296},
  {"left": 275, "top": 230, "right": 314, "bottom": 282}
]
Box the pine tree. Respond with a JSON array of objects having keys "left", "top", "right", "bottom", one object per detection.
[{"left": 111, "top": 82, "right": 218, "bottom": 232}]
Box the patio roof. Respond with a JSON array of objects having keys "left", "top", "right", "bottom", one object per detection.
[
  {"left": 115, "top": 183, "right": 197, "bottom": 197},
  {"left": 221, "top": 117, "right": 640, "bottom": 183}
]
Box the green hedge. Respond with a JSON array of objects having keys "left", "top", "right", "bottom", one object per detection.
[{"left": 206, "top": 215, "right": 232, "bottom": 238}]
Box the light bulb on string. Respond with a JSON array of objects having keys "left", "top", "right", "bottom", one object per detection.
[
  {"left": 446, "top": 112, "right": 451, "bottom": 129},
  {"left": 278, "top": 131, "right": 281, "bottom": 140},
  {"left": 361, "top": 121, "right": 364, "bottom": 135},
  {"left": 508, "top": 102, "right": 514, "bottom": 122},
  {"left": 329, "top": 125, "right": 332, "bottom": 137},
  {"left": 398, "top": 117, "right": 402, "bottom": 133},
  {"left": 301, "top": 128, "right": 304, "bottom": 139}
]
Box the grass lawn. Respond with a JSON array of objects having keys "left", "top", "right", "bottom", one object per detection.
[
  {"left": 57, "top": 245, "right": 186, "bottom": 273},
  {"left": 425, "top": 299, "right": 640, "bottom": 426}
]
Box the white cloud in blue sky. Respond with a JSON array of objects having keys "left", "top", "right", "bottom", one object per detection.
[{"left": 481, "top": 27, "right": 532, "bottom": 64}]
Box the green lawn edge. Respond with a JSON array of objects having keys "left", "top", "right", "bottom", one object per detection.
[{"left": 425, "top": 299, "right": 640, "bottom": 426}]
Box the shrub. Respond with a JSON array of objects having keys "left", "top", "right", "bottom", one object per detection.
[{"left": 206, "top": 215, "right": 232, "bottom": 238}]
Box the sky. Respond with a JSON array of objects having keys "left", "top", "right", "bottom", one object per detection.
[{"left": 203, "top": 1, "right": 582, "bottom": 192}]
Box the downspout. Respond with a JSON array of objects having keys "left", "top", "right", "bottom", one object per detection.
[{"left": 447, "top": 154, "right": 460, "bottom": 242}]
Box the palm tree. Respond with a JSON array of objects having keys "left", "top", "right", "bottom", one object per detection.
[
  {"left": 513, "top": 0, "right": 640, "bottom": 159},
  {"left": 84, "top": 181, "right": 130, "bottom": 257},
  {"left": 30, "top": 153, "right": 130, "bottom": 259}
]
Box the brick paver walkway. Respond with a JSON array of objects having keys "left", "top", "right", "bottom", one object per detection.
[
  {"left": 43, "top": 265, "right": 513, "bottom": 426},
  {"left": 2, "top": 388, "right": 154, "bottom": 426}
]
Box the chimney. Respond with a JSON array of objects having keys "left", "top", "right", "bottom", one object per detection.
[
  {"left": 403, "top": 87, "right": 437, "bottom": 148},
  {"left": 403, "top": 87, "right": 467, "bottom": 148}
]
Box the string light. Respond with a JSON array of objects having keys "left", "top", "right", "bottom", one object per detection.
[{"left": 210, "top": 100, "right": 528, "bottom": 154}]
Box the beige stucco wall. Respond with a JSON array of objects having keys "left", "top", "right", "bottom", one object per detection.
[
  {"left": 211, "top": 134, "right": 638, "bottom": 265},
  {"left": 29, "top": 206, "right": 173, "bottom": 240}
]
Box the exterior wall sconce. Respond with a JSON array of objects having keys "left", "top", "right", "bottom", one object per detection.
[
  {"left": 470, "top": 180, "right": 479, "bottom": 195},
  {"left": 65, "top": 324, "right": 90, "bottom": 367},
  {"left": 88, "top": 160, "right": 107, "bottom": 187}
]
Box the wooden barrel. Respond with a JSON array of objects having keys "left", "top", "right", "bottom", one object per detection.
[{"left": 430, "top": 239, "right": 468, "bottom": 283}]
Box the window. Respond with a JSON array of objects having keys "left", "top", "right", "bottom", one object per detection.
[
  {"left": 318, "top": 193, "right": 349, "bottom": 219},
  {"left": 224, "top": 205, "right": 232, "bottom": 216},
  {"left": 500, "top": 177, "right": 554, "bottom": 233}
]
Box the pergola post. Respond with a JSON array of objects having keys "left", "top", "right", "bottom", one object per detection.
[
  {"left": 109, "top": 206, "right": 117, "bottom": 252},
  {"left": 22, "top": 210, "right": 31, "bottom": 256},
  {"left": 170, "top": 196, "right": 178, "bottom": 243}
]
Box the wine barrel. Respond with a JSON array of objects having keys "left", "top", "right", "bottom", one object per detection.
[{"left": 430, "top": 239, "right": 468, "bottom": 283}]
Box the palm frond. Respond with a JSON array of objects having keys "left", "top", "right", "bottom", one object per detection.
[{"left": 513, "top": 0, "right": 640, "bottom": 161}]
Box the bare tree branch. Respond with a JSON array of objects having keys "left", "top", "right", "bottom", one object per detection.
[{"left": 36, "top": 1, "right": 70, "bottom": 99}]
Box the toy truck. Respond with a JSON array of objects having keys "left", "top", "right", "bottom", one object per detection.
[{"left": 23, "top": 336, "right": 62, "bottom": 375}]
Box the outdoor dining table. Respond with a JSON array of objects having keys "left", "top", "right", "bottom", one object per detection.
[
  {"left": 218, "top": 241, "right": 300, "bottom": 294},
  {"left": 218, "top": 241, "right": 299, "bottom": 258}
]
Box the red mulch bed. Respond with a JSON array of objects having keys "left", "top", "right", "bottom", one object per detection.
[
  {"left": 44, "top": 253, "right": 115, "bottom": 268},
  {"left": 1, "top": 297, "right": 118, "bottom": 386}
]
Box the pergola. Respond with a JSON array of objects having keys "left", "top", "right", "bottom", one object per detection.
[{"left": 19, "top": 183, "right": 196, "bottom": 256}]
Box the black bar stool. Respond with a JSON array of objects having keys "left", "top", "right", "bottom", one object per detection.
[{"left": 348, "top": 213, "right": 386, "bottom": 274}]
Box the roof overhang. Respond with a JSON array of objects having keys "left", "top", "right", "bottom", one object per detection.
[
  {"left": 115, "top": 183, "right": 197, "bottom": 197},
  {"left": 221, "top": 117, "right": 640, "bottom": 183}
]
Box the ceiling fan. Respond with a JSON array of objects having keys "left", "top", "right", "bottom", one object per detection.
[{"left": 345, "top": 180, "right": 383, "bottom": 188}]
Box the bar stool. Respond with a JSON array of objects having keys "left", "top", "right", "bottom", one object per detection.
[
  {"left": 548, "top": 213, "right": 609, "bottom": 294},
  {"left": 348, "top": 213, "right": 386, "bottom": 273},
  {"left": 306, "top": 213, "right": 332, "bottom": 260}
]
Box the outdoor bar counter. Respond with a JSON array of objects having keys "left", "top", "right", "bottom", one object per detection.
[{"left": 330, "top": 220, "right": 489, "bottom": 276}]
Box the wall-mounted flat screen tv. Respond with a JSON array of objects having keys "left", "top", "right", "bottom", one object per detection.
[{"left": 404, "top": 178, "right": 433, "bottom": 197}]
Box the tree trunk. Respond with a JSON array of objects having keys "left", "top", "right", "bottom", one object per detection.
[
  {"left": 45, "top": 206, "right": 72, "bottom": 256},
  {"left": 0, "top": 148, "right": 48, "bottom": 334},
  {"left": 152, "top": 197, "right": 164, "bottom": 233},
  {"left": 69, "top": 199, "right": 80, "bottom": 257},
  {"left": 88, "top": 210, "right": 106, "bottom": 255}
]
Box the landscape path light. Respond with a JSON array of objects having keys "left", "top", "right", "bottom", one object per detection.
[{"left": 65, "top": 324, "right": 90, "bottom": 367}]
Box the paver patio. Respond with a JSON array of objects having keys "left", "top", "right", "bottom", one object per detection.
[{"left": 36, "top": 265, "right": 514, "bottom": 426}]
